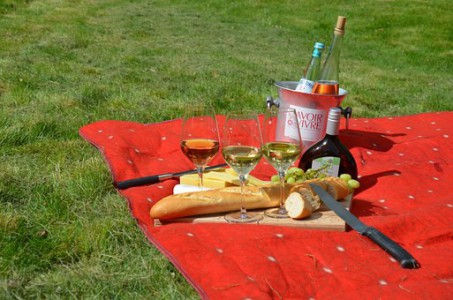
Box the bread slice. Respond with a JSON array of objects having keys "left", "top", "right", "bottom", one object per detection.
[{"left": 285, "top": 188, "right": 318, "bottom": 219}]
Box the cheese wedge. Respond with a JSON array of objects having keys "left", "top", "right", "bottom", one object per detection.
[
  {"left": 224, "top": 168, "right": 270, "bottom": 186},
  {"left": 179, "top": 173, "right": 233, "bottom": 188},
  {"left": 203, "top": 171, "right": 240, "bottom": 185},
  {"left": 179, "top": 168, "right": 271, "bottom": 188}
]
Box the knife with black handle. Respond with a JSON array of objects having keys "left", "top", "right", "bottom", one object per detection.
[
  {"left": 361, "top": 226, "right": 420, "bottom": 269},
  {"left": 310, "top": 184, "right": 420, "bottom": 269},
  {"left": 115, "top": 163, "right": 228, "bottom": 189}
]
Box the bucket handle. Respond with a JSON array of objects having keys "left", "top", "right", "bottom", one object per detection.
[
  {"left": 265, "top": 96, "right": 353, "bottom": 129},
  {"left": 339, "top": 106, "right": 352, "bottom": 130},
  {"left": 266, "top": 96, "right": 280, "bottom": 109}
]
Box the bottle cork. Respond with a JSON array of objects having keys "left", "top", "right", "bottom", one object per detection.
[{"left": 334, "top": 16, "right": 347, "bottom": 35}]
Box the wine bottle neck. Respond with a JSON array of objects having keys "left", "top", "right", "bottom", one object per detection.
[
  {"left": 318, "top": 16, "right": 346, "bottom": 84},
  {"left": 326, "top": 120, "right": 340, "bottom": 136},
  {"left": 330, "top": 34, "right": 343, "bottom": 56},
  {"left": 326, "top": 33, "right": 343, "bottom": 64},
  {"left": 325, "top": 108, "right": 341, "bottom": 136},
  {"left": 305, "top": 56, "right": 321, "bottom": 80},
  {"left": 320, "top": 34, "right": 343, "bottom": 83},
  {"left": 304, "top": 43, "right": 324, "bottom": 79}
]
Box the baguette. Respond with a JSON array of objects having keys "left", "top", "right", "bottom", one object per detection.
[
  {"left": 150, "top": 176, "right": 350, "bottom": 220},
  {"left": 150, "top": 186, "right": 282, "bottom": 220},
  {"left": 284, "top": 178, "right": 348, "bottom": 220},
  {"left": 322, "top": 177, "right": 350, "bottom": 200},
  {"left": 289, "top": 180, "right": 327, "bottom": 195},
  {"left": 290, "top": 177, "right": 348, "bottom": 201}
]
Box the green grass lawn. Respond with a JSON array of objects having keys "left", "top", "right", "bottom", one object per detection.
[{"left": 1, "top": 0, "right": 452, "bottom": 298}]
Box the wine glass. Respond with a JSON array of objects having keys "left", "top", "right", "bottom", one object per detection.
[
  {"left": 262, "top": 108, "right": 303, "bottom": 218},
  {"left": 222, "top": 111, "right": 263, "bottom": 223},
  {"left": 180, "top": 104, "right": 220, "bottom": 189}
]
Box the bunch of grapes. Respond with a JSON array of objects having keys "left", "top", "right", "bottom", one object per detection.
[
  {"left": 271, "top": 167, "right": 360, "bottom": 190},
  {"left": 271, "top": 167, "right": 326, "bottom": 184}
]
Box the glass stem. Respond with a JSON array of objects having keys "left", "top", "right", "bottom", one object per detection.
[
  {"left": 278, "top": 170, "right": 286, "bottom": 213},
  {"left": 239, "top": 173, "right": 247, "bottom": 219},
  {"left": 197, "top": 165, "right": 204, "bottom": 189}
]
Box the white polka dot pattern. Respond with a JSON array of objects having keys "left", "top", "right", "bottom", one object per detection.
[
  {"left": 267, "top": 256, "right": 277, "bottom": 263},
  {"left": 78, "top": 112, "right": 453, "bottom": 299}
]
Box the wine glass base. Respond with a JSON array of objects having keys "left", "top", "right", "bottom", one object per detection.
[
  {"left": 225, "top": 212, "right": 263, "bottom": 224},
  {"left": 265, "top": 207, "right": 290, "bottom": 219}
]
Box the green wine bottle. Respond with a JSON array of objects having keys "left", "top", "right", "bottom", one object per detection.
[{"left": 312, "top": 16, "right": 347, "bottom": 95}]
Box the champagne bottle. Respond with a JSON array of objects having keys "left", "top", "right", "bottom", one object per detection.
[
  {"left": 312, "top": 16, "right": 347, "bottom": 95},
  {"left": 298, "top": 107, "right": 358, "bottom": 179},
  {"left": 295, "top": 42, "right": 325, "bottom": 93}
]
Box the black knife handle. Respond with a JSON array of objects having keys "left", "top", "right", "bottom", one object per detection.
[
  {"left": 362, "top": 227, "right": 420, "bottom": 269},
  {"left": 114, "top": 164, "right": 228, "bottom": 190},
  {"left": 115, "top": 174, "right": 172, "bottom": 189}
]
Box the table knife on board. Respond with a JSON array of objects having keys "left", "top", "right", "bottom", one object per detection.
[
  {"left": 309, "top": 184, "right": 420, "bottom": 269},
  {"left": 115, "top": 163, "right": 228, "bottom": 189}
]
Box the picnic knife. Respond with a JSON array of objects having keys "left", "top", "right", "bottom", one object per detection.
[
  {"left": 114, "top": 163, "right": 228, "bottom": 189},
  {"left": 309, "top": 184, "right": 420, "bottom": 269}
]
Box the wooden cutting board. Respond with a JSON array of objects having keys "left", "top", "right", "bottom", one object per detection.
[{"left": 154, "top": 194, "right": 352, "bottom": 231}]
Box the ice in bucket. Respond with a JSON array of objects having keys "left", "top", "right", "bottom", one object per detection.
[{"left": 272, "top": 81, "right": 347, "bottom": 151}]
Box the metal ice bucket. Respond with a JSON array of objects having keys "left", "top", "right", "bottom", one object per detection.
[{"left": 266, "top": 81, "right": 350, "bottom": 151}]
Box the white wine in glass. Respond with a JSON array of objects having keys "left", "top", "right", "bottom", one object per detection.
[
  {"left": 180, "top": 104, "right": 220, "bottom": 189},
  {"left": 262, "top": 108, "right": 302, "bottom": 218},
  {"left": 222, "top": 111, "right": 263, "bottom": 223}
]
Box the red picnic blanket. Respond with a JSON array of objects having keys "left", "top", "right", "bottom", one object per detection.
[{"left": 79, "top": 112, "right": 453, "bottom": 299}]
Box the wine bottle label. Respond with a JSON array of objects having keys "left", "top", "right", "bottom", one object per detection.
[
  {"left": 295, "top": 79, "right": 315, "bottom": 93},
  {"left": 286, "top": 105, "right": 327, "bottom": 142},
  {"left": 312, "top": 156, "right": 340, "bottom": 177}
]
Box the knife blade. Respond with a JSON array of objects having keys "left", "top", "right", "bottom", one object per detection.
[
  {"left": 309, "top": 184, "right": 420, "bottom": 269},
  {"left": 115, "top": 163, "right": 228, "bottom": 190}
]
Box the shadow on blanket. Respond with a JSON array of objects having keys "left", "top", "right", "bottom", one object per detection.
[{"left": 340, "top": 129, "right": 405, "bottom": 152}]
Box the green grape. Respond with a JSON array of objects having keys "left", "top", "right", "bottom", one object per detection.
[
  {"left": 317, "top": 173, "right": 327, "bottom": 179},
  {"left": 271, "top": 174, "right": 280, "bottom": 182},
  {"left": 287, "top": 167, "right": 298, "bottom": 175},
  {"left": 291, "top": 167, "right": 305, "bottom": 177},
  {"left": 305, "top": 169, "right": 317, "bottom": 179},
  {"left": 340, "top": 174, "right": 352, "bottom": 181},
  {"left": 273, "top": 167, "right": 351, "bottom": 184},
  {"left": 348, "top": 179, "right": 360, "bottom": 189},
  {"left": 287, "top": 176, "right": 296, "bottom": 184}
]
